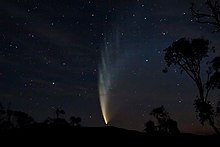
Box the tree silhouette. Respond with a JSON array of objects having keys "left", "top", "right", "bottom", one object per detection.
[
  {"left": 13, "top": 111, "right": 35, "bottom": 128},
  {"left": 150, "top": 106, "right": 169, "bottom": 133},
  {"left": 166, "top": 118, "right": 180, "bottom": 134},
  {"left": 164, "top": 38, "right": 220, "bottom": 134},
  {"left": 70, "top": 116, "right": 81, "bottom": 127},
  {"left": 0, "top": 108, "right": 34, "bottom": 129},
  {"left": 44, "top": 108, "right": 69, "bottom": 126},
  {"left": 150, "top": 106, "right": 170, "bottom": 133},
  {"left": 43, "top": 117, "right": 54, "bottom": 125},
  {"left": 191, "top": 0, "right": 220, "bottom": 32},
  {"left": 55, "top": 108, "right": 65, "bottom": 119},
  {"left": 144, "top": 120, "right": 156, "bottom": 134},
  {"left": 145, "top": 106, "right": 179, "bottom": 135}
]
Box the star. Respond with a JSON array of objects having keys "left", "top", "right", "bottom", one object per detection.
[
  {"left": 0, "top": 0, "right": 218, "bottom": 135},
  {"left": 162, "top": 32, "right": 166, "bottom": 36}
]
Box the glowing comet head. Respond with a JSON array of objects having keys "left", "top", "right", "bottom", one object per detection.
[
  {"left": 104, "top": 118, "right": 108, "bottom": 125},
  {"left": 103, "top": 108, "right": 108, "bottom": 125},
  {"left": 101, "top": 103, "right": 109, "bottom": 125},
  {"left": 99, "top": 93, "right": 109, "bottom": 125}
]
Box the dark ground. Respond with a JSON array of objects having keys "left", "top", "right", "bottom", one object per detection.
[{"left": 0, "top": 125, "right": 219, "bottom": 146}]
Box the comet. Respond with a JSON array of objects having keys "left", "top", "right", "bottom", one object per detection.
[
  {"left": 98, "top": 39, "right": 111, "bottom": 125},
  {"left": 98, "top": 27, "right": 122, "bottom": 125}
]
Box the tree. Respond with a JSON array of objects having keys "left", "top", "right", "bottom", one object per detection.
[
  {"left": 164, "top": 38, "right": 220, "bottom": 134},
  {"left": 150, "top": 106, "right": 169, "bottom": 133},
  {"left": 55, "top": 108, "right": 65, "bottom": 119},
  {"left": 0, "top": 109, "right": 34, "bottom": 129},
  {"left": 166, "top": 118, "right": 180, "bottom": 134},
  {"left": 13, "top": 111, "right": 35, "bottom": 128},
  {"left": 146, "top": 106, "right": 179, "bottom": 134},
  {"left": 144, "top": 120, "right": 156, "bottom": 134},
  {"left": 191, "top": 0, "right": 220, "bottom": 32},
  {"left": 70, "top": 116, "right": 81, "bottom": 127}
]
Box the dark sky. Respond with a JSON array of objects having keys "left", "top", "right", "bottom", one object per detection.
[{"left": 0, "top": 0, "right": 219, "bottom": 134}]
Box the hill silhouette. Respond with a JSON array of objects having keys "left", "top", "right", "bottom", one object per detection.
[{"left": 0, "top": 125, "right": 218, "bottom": 146}]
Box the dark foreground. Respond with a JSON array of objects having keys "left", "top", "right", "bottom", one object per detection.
[{"left": 0, "top": 126, "right": 219, "bottom": 146}]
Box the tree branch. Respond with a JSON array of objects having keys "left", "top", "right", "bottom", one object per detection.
[
  {"left": 191, "top": 0, "right": 220, "bottom": 32},
  {"left": 177, "top": 62, "right": 197, "bottom": 82}
]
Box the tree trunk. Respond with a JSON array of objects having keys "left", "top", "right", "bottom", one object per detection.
[
  {"left": 198, "top": 86, "right": 219, "bottom": 134},
  {"left": 208, "top": 117, "right": 220, "bottom": 134}
]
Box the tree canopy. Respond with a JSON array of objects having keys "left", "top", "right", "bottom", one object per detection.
[
  {"left": 164, "top": 38, "right": 220, "bottom": 134},
  {"left": 191, "top": 0, "right": 220, "bottom": 32}
]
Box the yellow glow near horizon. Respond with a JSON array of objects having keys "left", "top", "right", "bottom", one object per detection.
[
  {"left": 99, "top": 93, "right": 109, "bottom": 125},
  {"left": 104, "top": 115, "right": 108, "bottom": 125},
  {"left": 101, "top": 101, "right": 109, "bottom": 125}
]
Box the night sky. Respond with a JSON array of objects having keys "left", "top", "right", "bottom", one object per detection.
[{"left": 0, "top": 0, "right": 220, "bottom": 134}]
